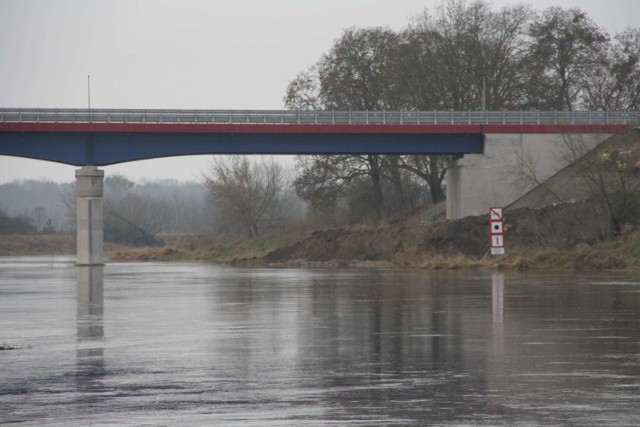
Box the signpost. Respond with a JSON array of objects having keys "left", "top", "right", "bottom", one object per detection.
[{"left": 490, "top": 207, "right": 505, "bottom": 255}]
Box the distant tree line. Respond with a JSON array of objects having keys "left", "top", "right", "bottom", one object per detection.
[
  {"left": 0, "top": 173, "right": 307, "bottom": 244},
  {"left": 283, "top": 0, "right": 640, "bottom": 224},
  {"left": 0, "top": 178, "right": 213, "bottom": 244},
  {"left": 0, "top": 206, "right": 36, "bottom": 234},
  {"left": 0, "top": 180, "right": 73, "bottom": 233},
  {"left": 61, "top": 176, "right": 215, "bottom": 246}
]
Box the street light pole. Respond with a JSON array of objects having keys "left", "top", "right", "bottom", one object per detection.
[{"left": 482, "top": 76, "right": 486, "bottom": 111}]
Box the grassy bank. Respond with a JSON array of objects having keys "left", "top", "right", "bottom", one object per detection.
[
  {"left": 0, "top": 234, "right": 75, "bottom": 256},
  {"left": 107, "top": 230, "right": 311, "bottom": 263},
  {"left": 2, "top": 222, "right": 639, "bottom": 272},
  {"left": 257, "top": 230, "right": 640, "bottom": 272}
]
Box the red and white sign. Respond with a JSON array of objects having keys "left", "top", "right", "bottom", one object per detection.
[
  {"left": 491, "top": 221, "right": 503, "bottom": 234},
  {"left": 490, "top": 207, "right": 504, "bottom": 221},
  {"left": 490, "top": 207, "right": 505, "bottom": 255}
]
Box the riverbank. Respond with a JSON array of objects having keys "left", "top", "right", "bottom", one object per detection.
[
  {"left": 250, "top": 217, "right": 640, "bottom": 271},
  {"left": 2, "top": 202, "right": 639, "bottom": 271},
  {"left": 0, "top": 234, "right": 75, "bottom": 256}
]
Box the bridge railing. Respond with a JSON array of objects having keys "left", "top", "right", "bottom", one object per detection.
[{"left": 1, "top": 108, "right": 638, "bottom": 126}]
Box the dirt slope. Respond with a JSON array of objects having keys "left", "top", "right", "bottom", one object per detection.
[{"left": 257, "top": 201, "right": 631, "bottom": 268}]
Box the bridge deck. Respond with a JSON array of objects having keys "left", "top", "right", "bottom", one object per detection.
[{"left": 0, "top": 109, "right": 636, "bottom": 166}]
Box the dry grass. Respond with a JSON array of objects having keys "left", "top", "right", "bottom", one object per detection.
[
  {"left": 418, "top": 254, "right": 487, "bottom": 270},
  {"left": 0, "top": 234, "right": 75, "bottom": 256},
  {"left": 107, "top": 230, "right": 310, "bottom": 263}
]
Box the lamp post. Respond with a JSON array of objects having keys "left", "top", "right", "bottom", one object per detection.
[{"left": 482, "top": 76, "right": 486, "bottom": 111}]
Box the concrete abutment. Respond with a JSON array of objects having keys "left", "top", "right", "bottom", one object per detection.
[{"left": 445, "top": 133, "right": 613, "bottom": 220}]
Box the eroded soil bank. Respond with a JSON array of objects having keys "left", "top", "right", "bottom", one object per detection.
[{"left": 246, "top": 202, "right": 640, "bottom": 271}]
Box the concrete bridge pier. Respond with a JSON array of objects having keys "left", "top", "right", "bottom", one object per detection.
[{"left": 76, "top": 166, "right": 104, "bottom": 266}]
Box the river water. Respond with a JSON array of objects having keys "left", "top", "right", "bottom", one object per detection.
[{"left": 1, "top": 257, "right": 640, "bottom": 426}]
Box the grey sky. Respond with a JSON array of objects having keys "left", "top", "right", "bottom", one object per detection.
[{"left": 1, "top": 0, "right": 639, "bottom": 184}]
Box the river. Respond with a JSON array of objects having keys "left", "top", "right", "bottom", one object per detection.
[{"left": 1, "top": 257, "right": 639, "bottom": 426}]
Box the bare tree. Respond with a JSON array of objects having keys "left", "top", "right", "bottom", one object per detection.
[
  {"left": 293, "top": 154, "right": 390, "bottom": 218},
  {"left": 285, "top": 27, "right": 404, "bottom": 216},
  {"left": 559, "top": 131, "right": 640, "bottom": 237},
  {"left": 507, "top": 131, "right": 640, "bottom": 238},
  {"left": 405, "top": 0, "right": 533, "bottom": 110},
  {"left": 397, "top": 156, "right": 448, "bottom": 203},
  {"left": 526, "top": 7, "right": 609, "bottom": 110},
  {"left": 582, "top": 28, "right": 640, "bottom": 110},
  {"left": 317, "top": 27, "right": 403, "bottom": 110},
  {"left": 31, "top": 206, "right": 46, "bottom": 233},
  {"left": 203, "top": 156, "right": 284, "bottom": 238},
  {"left": 283, "top": 66, "right": 322, "bottom": 110}
]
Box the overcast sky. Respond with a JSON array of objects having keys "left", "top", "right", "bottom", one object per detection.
[{"left": 1, "top": 0, "right": 639, "bottom": 184}]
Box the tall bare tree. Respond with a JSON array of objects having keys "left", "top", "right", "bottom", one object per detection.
[
  {"left": 203, "top": 156, "right": 284, "bottom": 238},
  {"left": 403, "top": 1, "right": 532, "bottom": 110},
  {"left": 582, "top": 28, "right": 640, "bottom": 110},
  {"left": 317, "top": 27, "right": 403, "bottom": 110},
  {"left": 397, "top": 156, "right": 447, "bottom": 203},
  {"left": 294, "top": 155, "right": 377, "bottom": 217},
  {"left": 560, "top": 131, "right": 640, "bottom": 237},
  {"left": 283, "top": 66, "right": 321, "bottom": 110},
  {"left": 31, "top": 206, "right": 46, "bottom": 233},
  {"left": 285, "top": 27, "right": 404, "bottom": 215},
  {"left": 526, "top": 7, "right": 609, "bottom": 110}
]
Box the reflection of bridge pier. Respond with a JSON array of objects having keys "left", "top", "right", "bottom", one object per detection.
[
  {"left": 491, "top": 273, "right": 505, "bottom": 355},
  {"left": 77, "top": 266, "right": 104, "bottom": 356},
  {"left": 76, "top": 266, "right": 105, "bottom": 391}
]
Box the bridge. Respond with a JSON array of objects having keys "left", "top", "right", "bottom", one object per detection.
[{"left": 1, "top": 108, "right": 637, "bottom": 265}]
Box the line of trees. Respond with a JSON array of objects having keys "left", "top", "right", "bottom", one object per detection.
[
  {"left": 0, "top": 172, "right": 306, "bottom": 243},
  {"left": 0, "top": 205, "right": 37, "bottom": 234},
  {"left": 61, "top": 176, "right": 215, "bottom": 246},
  {"left": 283, "top": 0, "right": 640, "bottom": 223},
  {"left": 0, "top": 180, "right": 73, "bottom": 233}
]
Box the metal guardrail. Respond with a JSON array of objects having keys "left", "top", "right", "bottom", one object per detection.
[{"left": 0, "top": 108, "right": 638, "bottom": 126}]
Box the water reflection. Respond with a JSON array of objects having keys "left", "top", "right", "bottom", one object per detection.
[
  {"left": 76, "top": 266, "right": 105, "bottom": 391},
  {"left": 2, "top": 260, "right": 640, "bottom": 425},
  {"left": 492, "top": 273, "right": 505, "bottom": 355}
]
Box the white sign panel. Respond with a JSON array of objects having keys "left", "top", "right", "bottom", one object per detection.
[
  {"left": 491, "top": 234, "right": 504, "bottom": 248},
  {"left": 491, "top": 221, "right": 503, "bottom": 234},
  {"left": 491, "top": 247, "right": 505, "bottom": 255}
]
